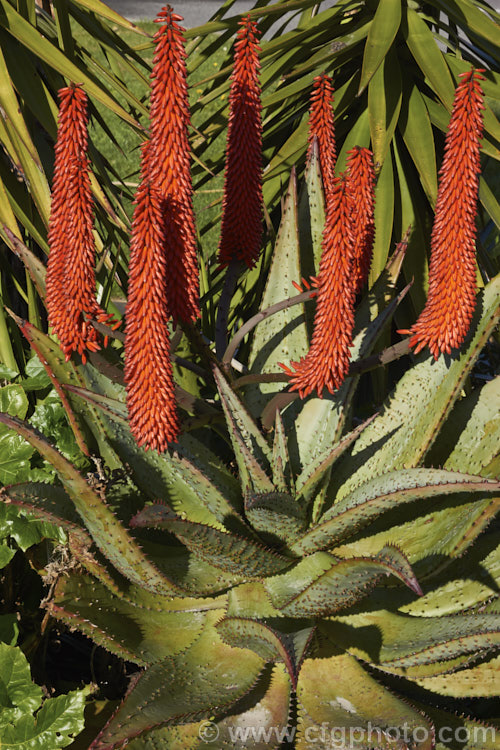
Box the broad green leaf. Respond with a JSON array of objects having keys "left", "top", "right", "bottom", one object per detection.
[
  {"left": 333, "top": 275, "right": 500, "bottom": 502},
  {"left": 296, "top": 650, "right": 433, "bottom": 750},
  {"left": 0, "top": 614, "right": 18, "bottom": 645},
  {"left": 0, "top": 642, "right": 42, "bottom": 716},
  {"left": 368, "top": 47, "right": 402, "bottom": 169},
  {"left": 247, "top": 170, "right": 309, "bottom": 412},
  {"left": 271, "top": 410, "right": 294, "bottom": 493},
  {"left": 91, "top": 612, "right": 264, "bottom": 749},
  {"left": 0, "top": 384, "right": 34, "bottom": 484},
  {"left": 399, "top": 80, "right": 438, "bottom": 204},
  {"left": 293, "top": 469, "right": 500, "bottom": 555},
  {"left": 358, "top": 0, "right": 402, "bottom": 95}
]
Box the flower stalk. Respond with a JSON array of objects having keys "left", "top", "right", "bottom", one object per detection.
[
  {"left": 402, "top": 68, "right": 485, "bottom": 359},
  {"left": 46, "top": 84, "right": 112, "bottom": 363},
  {"left": 148, "top": 5, "right": 199, "bottom": 325},
  {"left": 280, "top": 175, "right": 356, "bottom": 397},
  {"left": 124, "top": 181, "right": 180, "bottom": 451},
  {"left": 347, "top": 146, "right": 376, "bottom": 295},
  {"left": 217, "top": 14, "right": 263, "bottom": 268},
  {"left": 307, "top": 73, "right": 336, "bottom": 202}
]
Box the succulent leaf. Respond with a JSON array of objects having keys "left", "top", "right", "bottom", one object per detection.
[
  {"left": 246, "top": 169, "right": 309, "bottom": 412},
  {"left": 296, "top": 650, "right": 433, "bottom": 750},
  {"left": 298, "top": 137, "right": 326, "bottom": 282},
  {"left": 216, "top": 616, "right": 315, "bottom": 688},
  {"left": 47, "top": 571, "right": 215, "bottom": 665},
  {"left": 90, "top": 612, "right": 265, "bottom": 749},
  {"left": 131, "top": 508, "right": 291, "bottom": 579},
  {"left": 293, "top": 469, "right": 500, "bottom": 555},
  {"left": 0, "top": 414, "right": 179, "bottom": 597},
  {"left": 244, "top": 491, "right": 307, "bottom": 544},
  {"left": 266, "top": 545, "right": 421, "bottom": 617},
  {"left": 412, "top": 653, "right": 500, "bottom": 697},
  {"left": 333, "top": 275, "right": 500, "bottom": 501},
  {"left": 271, "top": 409, "right": 295, "bottom": 494}
]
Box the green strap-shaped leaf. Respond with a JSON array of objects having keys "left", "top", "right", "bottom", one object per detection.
[
  {"left": 296, "top": 650, "right": 433, "bottom": 750},
  {"left": 399, "top": 79, "right": 438, "bottom": 205},
  {"left": 368, "top": 47, "right": 402, "bottom": 169},
  {"left": 90, "top": 612, "right": 265, "bottom": 749},
  {"left": 266, "top": 545, "right": 421, "bottom": 617},
  {"left": 246, "top": 170, "right": 309, "bottom": 413},
  {"left": 334, "top": 275, "right": 500, "bottom": 502},
  {"left": 403, "top": 8, "right": 454, "bottom": 109},
  {"left": 217, "top": 617, "right": 315, "bottom": 689},
  {"left": 47, "top": 571, "right": 214, "bottom": 666},
  {"left": 369, "top": 153, "right": 395, "bottom": 287},
  {"left": 131, "top": 508, "right": 290, "bottom": 579},
  {"left": 358, "top": 0, "right": 402, "bottom": 95},
  {"left": 0, "top": 1, "right": 139, "bottom": 126},
  {"left": 0, "top": 413, "right": 179, "bottom": 597},
  {"left": 0, "top": 46, "right": 51, "bottom": 224},
  {"left": 293, "top": 469, "right": 500, "bottom": 555}
]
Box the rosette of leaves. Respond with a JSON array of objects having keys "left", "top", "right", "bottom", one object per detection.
[{"left": 0, "top": 160, "right": 499, "bottom": 749}]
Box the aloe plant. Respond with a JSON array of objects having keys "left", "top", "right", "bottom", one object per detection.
[
  {"left": 1, "top": 2, "right": 499, "bottom": 747},
  {"left": 1, "top": 156, "right": 499, "bottom": 746}
]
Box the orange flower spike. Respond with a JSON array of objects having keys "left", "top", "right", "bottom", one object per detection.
[
  {"left": 283, "top": 175, "right": 356, "bottom": 398},
  {"left": 149, "top": 5, "right": 199, "bottom": 324},
  {"left": 218, "top": 15, "right": 263, "bottom": 268},
  {"left": 46, "top": 85, "right": 112, "bottom": 363},
  {"left": 125, "top": 181, "right": 180, "bottom": 451},
  {"left": 406, "top": 68, "right": 485, "bottom": 359},
  {"left": 347, "top": 146, "right": 376, "bottom": 295},
  {"left": 307, "top": 74, "right": 336, "bottom": 202}
]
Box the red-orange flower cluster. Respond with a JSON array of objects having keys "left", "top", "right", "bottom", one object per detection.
[
  {"left": 218, "top": 15, "right": 263, "bottom": 268},
  {"left": 46, "top": 85, "right": 112, "bottom": 362},
  {"left": 347, "top": 146, "right": 376, "bottom": 295},
  {"left": 148, "top": 4, "right": 199, "bottom": 324},
  {"left": 281, "top": 175, "right": 356, "bottom": 397},
  {"left": 404, "top": 68, "right": 485, "bottom": 359},
  {"left": 124, "top": 181, "right": 180, "bottom": 450},
  {"left": 307, "top": 74, "right": 336, "bottom": 202}
]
